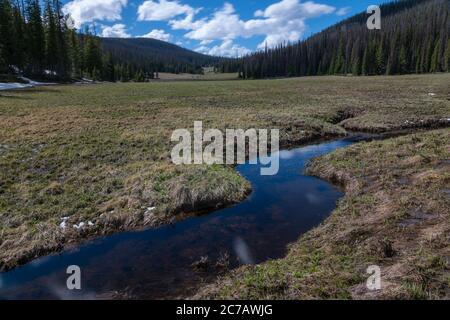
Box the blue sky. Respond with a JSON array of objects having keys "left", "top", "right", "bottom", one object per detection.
[{"left": 62, "top": 0, "right": 388, "bottom": 56}]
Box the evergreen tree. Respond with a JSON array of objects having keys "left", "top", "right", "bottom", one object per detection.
[
  {"left": 12, "top": 6, "right": 27, "bottom": 69},
  {"left": 430, "top": 39, "right": 441, "bottom": 72},
  {"left": 83, "top": 32, "right": 103, "bottom": 77},
  {"left": 68, "top": 29, "right": 82, "bottom": 78},
  {"left": 398, "top": 46, "right": 408, "bottom": 74},
  {"left": 26, "top": 0, "right": 45, "bottom": 74},
  {"left": 0, "top": 0, "right": 15, "bottom": 69},
  {"left": 424, "top": 38, "right": 434, "bottom": 72},
  {"left": 387, "top": 34, "right": 400, "bottom": 75},
  {"left": 445, "top": 39, "right": 450, "bottom": 72},
  {"left": 44, "top": 0, "right": 58, "bottom": 73},
  {"left": 334, "top": 37, "right": 345, "bottom": 74},
  {"left": 53, "top": 0, "right": 70, "bottom": 78},
  {"left": 362, "top": 47, "right": 369, "bottom": 76},
  {"left": 328, "top": 53, "right": 336, "bottom": 75},
  {"left": 102, "top": 54, "right": 115, "bottom": 81},
  {"left": 0, "top": 45, "right": 5, "bottom": 72},
  {"left": 350, "top": 39, "right": 361, "bottom": 75},
  {"left": 375, "top": 41, "right": 386, "bottom": 75},
  {"left": 134, "top": 70, "right": 145, "bottom": 82}
]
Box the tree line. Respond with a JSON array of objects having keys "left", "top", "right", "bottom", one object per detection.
[
  {"left": 0, "top": 0, "right": 105, "bottom": 80},
  {"left": 100, "top": 38, "right": 222, "bottom": 77},
  {"left": 236, "top": 0, "right": 450, "bottom": 79},
  {"left": 0, "top": 0, "right": 220, "bottom": 82}
]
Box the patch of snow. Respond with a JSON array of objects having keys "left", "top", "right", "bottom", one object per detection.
[
  {"left": 44, "top": 70, "right": 57, "bottom": 76},
  {"left": 72, "top": 220, "right": 95, "bottom": 230},
  {"left": 0, "top": 82, "right": 33, "bottom": 91},
  {"left": 20, "top": 77, "right": 54, "bottom": 86},
  {"left": 145, "top": 206, "right": 156, "bottom": 214},
  {"left": 59, "top": 217, "right": 69, "bottom": 231},
  {"left": 9, "top": 65, "right": 20, "bottom": 73},
  {"left": 0, "top": 77, "right": 55, "bottom": 91},
  {"left": 73, "top": 222, "right": 86, "bottom": 230},
  {"left": 74, "top": 78, "right": 96, "bottom": 85},
  {"left": 143, "top": 206, "right": 160, "bottom": 225}
]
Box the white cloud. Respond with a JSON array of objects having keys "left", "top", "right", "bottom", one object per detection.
[
  {"left": 336, "top": 7, "right": 351, "bottom": 16},
  {"left": 184, "top": 3, "right": 243, "bottom": 41},
  {"left": 101, "top": 24, "right": 131, "bottom": 38},
  {"left": 141, "top": 29, "right": 173, "bottom": 42},
  {"left": 259, "top": 0, "right": 335, "bottom": 19},
  {"left": 199, "top": 40, "right": 213, "bottom": 45},
  {"left": 171, "top": 0, "right": 335, "bottom": 50},
  {"left": 138, "top": 0, "right": 197, "bottom": 21},
  {"left": 248, "top": 0, "right": 335, "bottom": 48},
  {"left": 169, "top": 13, "right": 204, "bottom": 30},
  {"left": 254, "top": 9, "right": 265, "bottom": 17},
  {"left": 63, "top": 0, "right": 128, "bottom": 28},
  {"left": 196, "top": 40, "right": 251, "bottom": 57}
]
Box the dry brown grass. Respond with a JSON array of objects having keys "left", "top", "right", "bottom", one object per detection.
[
  {"left": 0, "top": 74, "right": 449, "bottom": 271},
  {"left": 195, "top": 129, "right": 450, "bottom": 300}
]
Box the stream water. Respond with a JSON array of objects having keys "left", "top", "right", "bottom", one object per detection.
[{"left": 0, "top": 138, "right": 360, "bottom": 300}]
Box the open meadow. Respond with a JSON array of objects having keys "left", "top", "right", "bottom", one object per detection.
[{"left": 0, "top": 74, "right": 449, "bottom": 278}]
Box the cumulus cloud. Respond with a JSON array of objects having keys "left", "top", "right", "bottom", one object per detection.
[
  {"left": 336, "top": 7, "right": 351, "bottom": 16},
  {"left": 141, "top": 29, "right": 173, "bottom": 42},
  {"left": 169, "top": 12, "right": 203, "bottom": 30},
  {"left": 199, "top": 40, "right": 213, "bottom": 45},
  {"left": 258, "top": 0, "right": 335, "bottom": 19},
  {"left": 63, "top": 0, "right": 128, "bottom": 28},
  {"left": 101, "top": 24, "right": 131, "bottom": 38},
  {"left": 196, "top": 40, "right": 251, "bottom": 57},
  {"left": 170, "top": 0, "right": 335, "bottom": 50},
  {"left": 137, "top": 0, "right": 198, "bottom": 21},
  {"left": 184, "top": 3, "right": 243, "bottom": 41},
  {"left": 65, "top": 0, "right": 339, "bottom": 55}
]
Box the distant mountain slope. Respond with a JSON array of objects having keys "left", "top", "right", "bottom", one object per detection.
[
  {"left": 100, "top": 37, "right": 220, "bottom": 74},
  {"left": 239, "top": 0, "right": 450, "bottom": 78}
]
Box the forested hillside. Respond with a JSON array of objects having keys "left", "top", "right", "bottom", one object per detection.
[
  {"left": 0, "top": 0, "right": 221, "bottom": 82},
  {"left": 100, "top": 38, "right": 220, "bottom": 75},
  {"left": 237, "top": 0, "right": 450, "bottom": 79}
]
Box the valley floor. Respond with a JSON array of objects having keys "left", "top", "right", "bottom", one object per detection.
[{"left": 0, "top": 74, "right": 449, "bottom": 287}]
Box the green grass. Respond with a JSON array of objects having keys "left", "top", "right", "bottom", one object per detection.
[{"left": 0, "top": 74, "right": 449, "bottom": 271}]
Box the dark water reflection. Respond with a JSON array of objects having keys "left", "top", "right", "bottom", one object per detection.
[{"left": 0, "top": 139, "right": 356, "bottom": 299}]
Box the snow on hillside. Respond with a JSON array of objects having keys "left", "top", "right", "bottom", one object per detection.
[
  {"left": 0, "top": 77, "right": 54, "bottom": 91},
  {"left": 0, "top": 82, "right": 33, "bottom": 91}
]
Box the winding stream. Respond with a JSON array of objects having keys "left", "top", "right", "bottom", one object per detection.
[{"left": 0, "top": 138, "right": 361, "bottom": 300}]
